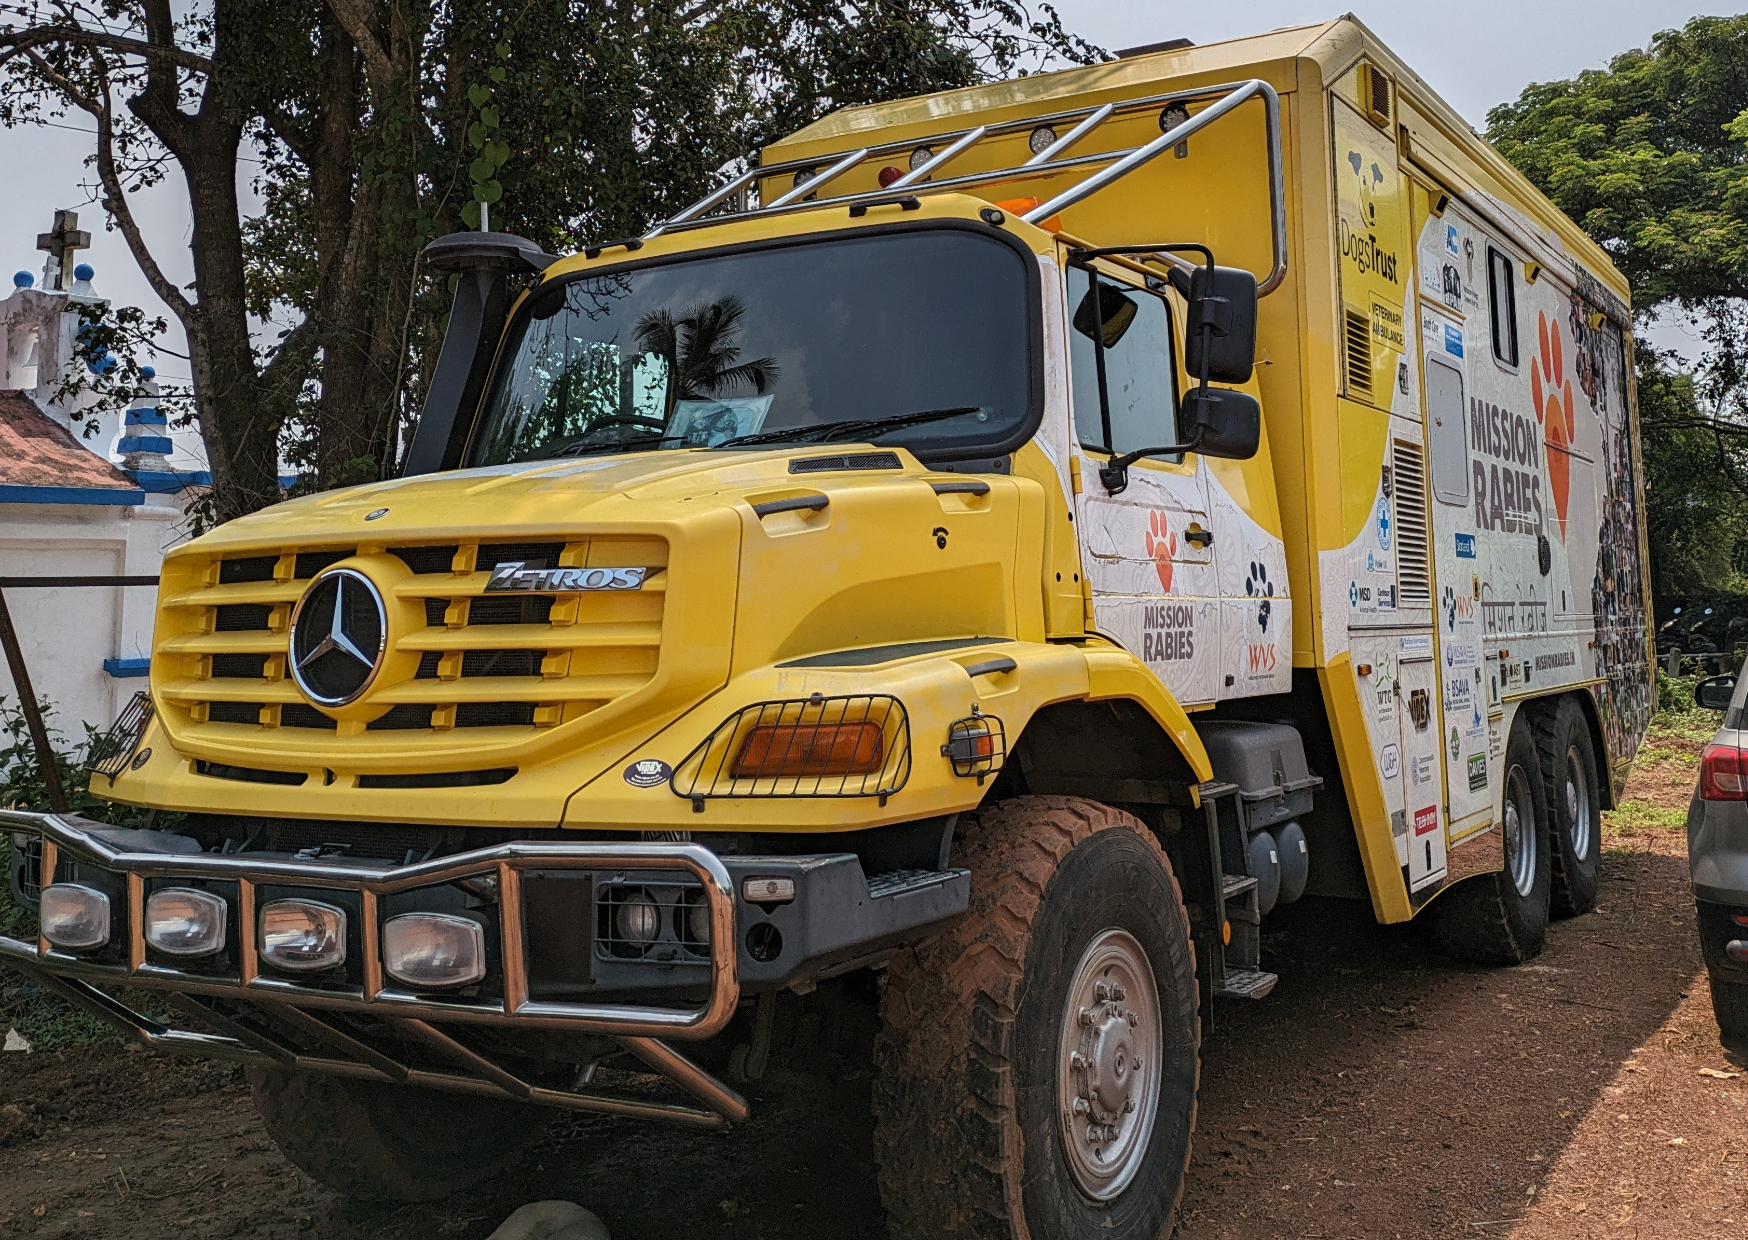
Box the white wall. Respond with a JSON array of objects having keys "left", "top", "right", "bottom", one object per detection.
[{"left": 0, "top": 499, "right": 183, "bottom": 740}]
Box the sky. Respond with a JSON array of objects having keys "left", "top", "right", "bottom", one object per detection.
[{"left": 1, "top": 2, "right": 1740, "bottom": 378}]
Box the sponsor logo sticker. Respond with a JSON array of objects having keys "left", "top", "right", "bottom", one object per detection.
[
  {"left": 622, "top": 759, "right": 673, "bottom": 788},
  {"left": 1380, "top": 743, "right": 1401, "bottom": 780},
  {"left": 1454, "top": 532, "right": 1476, "bottom": 558},
  {"left": 1414, "top": 805, "right": 1439, "bottom": 837},
  {"left": 1443, "top": 323, "right": 1464, "bottom": 357},
  {"left": 1467, "top": 753, "right": 1488, "bottom": 792}
]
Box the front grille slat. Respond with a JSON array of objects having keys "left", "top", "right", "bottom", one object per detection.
[{"left": 214, "top": 603, "right": 273, "bottom": 632}]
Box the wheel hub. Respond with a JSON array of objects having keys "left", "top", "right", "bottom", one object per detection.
[{"left": 1057, "top": 930, "right": 1162, "bottom": 1201}]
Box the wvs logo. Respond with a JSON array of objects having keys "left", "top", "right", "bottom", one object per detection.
[
  {"left": 1245, "top": 562, "right": 1277, "bottom": 674},
  {"left": 1441, "top": 583, "right": 1475, "bottom": 632}
]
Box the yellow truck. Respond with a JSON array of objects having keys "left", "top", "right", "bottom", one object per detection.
[{"left": 2, "top": 17, "right": 1650, "bottom": 1236}]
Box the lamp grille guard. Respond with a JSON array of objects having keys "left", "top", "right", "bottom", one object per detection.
[
  {"left": 670, "top": 694, "right": 912, "bottom": 807},
  {"left": 0, "top": 810, "right": 748, "bottom": 1128},
  {"left": 644, "top": 78, "right": 1287, "bottom": 296}
]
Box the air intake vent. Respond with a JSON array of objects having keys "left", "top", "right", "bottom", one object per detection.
[
  {"left": 1344, "top": 310, "right": 1372, "bottom": 400},
  {"left": 1366, "top": 65, "right": 1392, "bottom": 126},
  {"left": 790, "top": 452, "right": 903, "bottom": 474},
  {"left": 1391, "top": 441, "right": 1431, "bottom": 604}
]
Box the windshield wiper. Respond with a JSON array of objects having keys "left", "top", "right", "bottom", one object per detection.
[
  {"left": 712, "top": 406, "right": 984, "bottom": 450},
  {"left": 549, "top": 434, "right": 692, "bottom": 458}
]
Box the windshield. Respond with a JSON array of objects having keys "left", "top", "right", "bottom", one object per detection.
[{"left": 467, "top": 227, "right": 1036, "bottom": 466}]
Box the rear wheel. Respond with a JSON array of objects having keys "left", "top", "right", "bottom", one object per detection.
[
  {"left": 873, "top": 796, "right": 1200, "bottom": 1240},
  {"left": 1711, "top": 975, "right": 1748, "bottom": 1042},
  {"left": 1536, "top": 697, "right": 1602, "bottom": 917},
  {"left": 1431, "top": 723, "right": 1551, "bottom": 965},
  {"left": 247, "top": 1068, "right": 553, "bottom": 1201}
]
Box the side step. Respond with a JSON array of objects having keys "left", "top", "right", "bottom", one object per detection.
[{"left": 1213, "top": 968, "right": 1278, "bottom": 1000}]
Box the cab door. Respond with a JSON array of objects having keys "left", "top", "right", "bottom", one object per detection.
[{"left": 1065, "top": 261, "right": 1219, "bottom": 707}]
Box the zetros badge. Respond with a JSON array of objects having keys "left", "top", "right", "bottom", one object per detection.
[{"left": 485, "top": 561, "right": 647, "bottom": 593}]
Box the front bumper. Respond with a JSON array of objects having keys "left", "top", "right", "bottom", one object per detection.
[{"left": 1, "top": 810, "right": 967, "bottom": 1126}]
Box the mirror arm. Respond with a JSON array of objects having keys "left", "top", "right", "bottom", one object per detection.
[{"left": 1098, "top": 427, "right": 1206, "bottom": 495}]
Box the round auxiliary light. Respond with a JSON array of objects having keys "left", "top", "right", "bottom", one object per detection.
[
  {"left": 260, "top": 899, "right": 347, "bottom": 972},
  {"left": 908, "top": 146, "right": 933, "bottom": 171},
  {"left": 792, "top": 166, "right": 816, "bottom": 189},
  {"left": 614, "top": 892, "right": 661, "bottom": 944},
  {"left": 1159, "top": 103, "right": 1190, "bottom": 134},
  {"left": 1028, "top": 125, "right": 1058, "bottom": 155},
  {"left": 145, "top": 887, "right": 228, "bottom": 957},
  {"left": 681, "top": 889, "right": 712, "bottom": 952},
  {"left": 382, "top": 912, "right": 486, "bottom": 988},
  {"left": 877, "top": 165, "right": 904, "bottom": 188},
  {"left": 40, "top": 884, "right": 110, "bottom": 950}
]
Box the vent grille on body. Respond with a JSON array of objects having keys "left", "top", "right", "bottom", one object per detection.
[
  {"left": 1391, "top": 441, "right": 1431, "bottom": 604},
  {"left": 1344, "top": 311, "right": 1372, "bottom": 400},
  {"left": 1366, "top": 66, "right": 1392, "bottom": 126}
]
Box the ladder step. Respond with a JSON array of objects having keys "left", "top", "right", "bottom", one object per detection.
[
  {"left": 1214, "top": 969, "right": 1278, "bottom": 1000},
  {"left": 1221, "top": 873, "right": 1257, "bottom": 898}
]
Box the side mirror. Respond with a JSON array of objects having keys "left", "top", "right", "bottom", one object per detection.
[
  {"left": 1183, "top": 387, "right": 1260, "bottom": 460},
  {"left": 1696, "top": 674, "right": 1737, "bottom": 711},
  {"left": 1171, "top": 264, "right": 1258, "bottom": 384}
]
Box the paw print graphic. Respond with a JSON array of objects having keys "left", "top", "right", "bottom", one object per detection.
[
  {"left": 1144, "top": 510, "right": 1177, "bottom": 593},
  {"left": 1441, "top": 583, "right": 1458, "bottom": 631},
  {"left": 1245, "top": 561, "right": 1274, "bottom": 632},
  {"left": 1531, "top": 310, "right": 1577, "bottom": 536}
]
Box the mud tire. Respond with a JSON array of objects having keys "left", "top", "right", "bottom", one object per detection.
[
  {"left": 1430, "top": 723, "right": 1551, "bottom": 965},
  {"left": 1534, "top": 696, "right": 1602, "bottom": 918},
  {"left": 246, "top": 1067, "right": 552, "bottom": 1201},
  {"left": 872, "top": 795, "right": 1200, "bottom": 1240}
]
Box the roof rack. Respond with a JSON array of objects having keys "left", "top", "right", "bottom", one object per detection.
[{"left": 644, "top": 78, "right": 1286, "bottom": 295}]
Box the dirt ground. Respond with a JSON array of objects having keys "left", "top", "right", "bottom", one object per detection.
[{"left": 0, "top": 721, "right": 1742, "bottom": 1239}]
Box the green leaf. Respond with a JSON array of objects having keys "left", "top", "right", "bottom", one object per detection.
[
  {"left": 490, "top": 66, "right": 507, "bottom": 83},
  {"left": 480, "top": 107, "right": 500, "bottom": 129},
  {"left": 484, "top": 139, "right": 511, "bottom": 165},
  {"left": 468, "top": 122, "right": 488, "bottom": 149},
  {"left": 468, "top": 83, "right": 490, "bottom": 107},
  {"left": 479, "top": 180, "right": 503, "bottom": 204},
  {"left": 496, "top": 41, "right": 511, "bottom": 59},
  {"left": 470, "top": 158, "right": 494, "bottom": 185}
]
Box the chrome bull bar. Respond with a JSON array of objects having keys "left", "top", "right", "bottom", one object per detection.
[{"left": 0, "top": 810, "right": 749, "bottom": 1128}]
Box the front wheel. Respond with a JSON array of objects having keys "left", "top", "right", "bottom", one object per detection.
[
  {"left": 247, "top": 1068, "right": 553, "bottom": 1201},
  {"left": 873, "top": 796, "right": 1200, "bottom": 1239}
]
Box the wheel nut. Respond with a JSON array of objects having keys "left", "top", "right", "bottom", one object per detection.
[
  {"left": 1124, "top": 1098, "right": 1137, "bottom": 1114},
  {"left": 1072, "top": 1096, "right": 1090, "bottom": 1115},
  {"left": 1079, "top": 1007, "right": 1097, "bottom": 1027},
  {"left": 1112, "top": 983, "right": 1126, "bottom": 1001},
  {"left": 1094, "top": 982, "right": 1111, "bottom": 1001},
  {"left": 1070, "top": 1051, "right": 1087, "bottom": 1070},
  {"left": 1126, "top": 1010, "right": 1138, "bottom": 1027}
]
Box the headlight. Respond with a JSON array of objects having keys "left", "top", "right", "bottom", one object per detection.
[
  {"left": 382, "top": 912, "right": 486, "bottom": 988},
  {"left": 259, "top": 899, "right": 347, "bottom": 971},
  {"left": 40, "top": 884, "right": 110, "bottom": 950},
  {"left": 145, "top": 888, "right": 228, "bottom": 957}
]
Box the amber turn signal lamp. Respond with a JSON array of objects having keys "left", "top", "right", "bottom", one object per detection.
[{"left": 733, "top": 721, "right": 884, "bottom": 779}]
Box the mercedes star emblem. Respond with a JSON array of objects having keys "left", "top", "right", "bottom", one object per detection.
[{"left": 288, "top": 567, "right": 387, "bottom": 707}]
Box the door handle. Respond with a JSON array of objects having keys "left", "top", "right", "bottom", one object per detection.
[{"left": 1183, "top": 524, "right": 1213, "bottom": 549}]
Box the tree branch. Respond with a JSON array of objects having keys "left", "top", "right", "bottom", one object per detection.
[
  {"left": 0, "top": 24, "right": 215, "bottom": 75},
  {"left": 75, "top": 52, "right": 196, "bottom": 323},
  {"left": 323, "top": 0, "right": 394, "bottom": 100}
]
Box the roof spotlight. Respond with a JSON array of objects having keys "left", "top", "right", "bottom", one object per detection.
[{"left": 1029, "top": 125, "right": 1059, "bottom": 156}]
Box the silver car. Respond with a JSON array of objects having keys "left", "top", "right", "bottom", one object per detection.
[{"left": 1691, "top": 665, "right": 1748, "bottom": 1041}]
